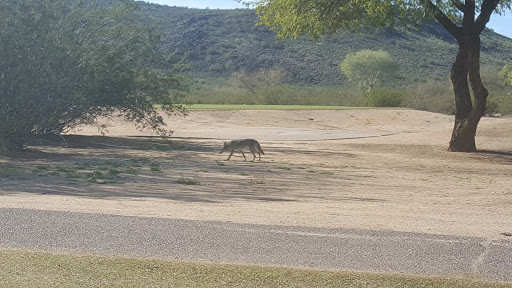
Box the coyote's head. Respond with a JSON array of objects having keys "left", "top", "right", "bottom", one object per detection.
[{"left": 219, "top": 141, "right": 229, "bottom": 154}]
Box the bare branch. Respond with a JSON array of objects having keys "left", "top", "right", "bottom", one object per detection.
[{"left": 422, "top": 0, "right": 463, "bottom": 41}]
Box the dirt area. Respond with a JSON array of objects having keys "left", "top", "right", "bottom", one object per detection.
[{"left": 1, "top": 109, "right": 512, "bottom": 239}]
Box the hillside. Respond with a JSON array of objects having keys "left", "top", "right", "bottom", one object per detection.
[{"left": 137, "top": 2, "right": 512, "bottom": 86}]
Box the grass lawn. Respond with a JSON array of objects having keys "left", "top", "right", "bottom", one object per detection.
[
  {"left": 1, "top": 249, "right": 510, "bottom": 288},
  {"left": 183, "top": 104, "right": 376, "bottom": 110}
]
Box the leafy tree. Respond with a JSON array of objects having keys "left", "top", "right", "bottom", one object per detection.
[
  {"left": 230, "top": 69, "right": 285, "bottom": 94},
  {"left": 0, "top": 0, "right": 187, "bottom": 152},
  {"left": 340, "top": 50, "right": 399, "bottom": 92},
  {"left": 499, "top": 64, "right": 512, "bottom": 87},
  {"left": 245, "top": 0, "right": 512, "bottom": 152}
]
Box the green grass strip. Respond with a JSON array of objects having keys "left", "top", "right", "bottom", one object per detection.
[
  {"left": 184, "top": 104, "right": 373, "bottom": 110},
  {"left": 1, "top": 249, "right": 509, "bottom": 288}
]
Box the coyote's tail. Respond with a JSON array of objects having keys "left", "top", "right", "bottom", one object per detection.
[{"left": 257, "top": 142, "right": 265, "bottom": 155}]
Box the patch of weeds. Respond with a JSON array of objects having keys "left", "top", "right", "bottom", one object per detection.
[
  {"left": 124, "top": 167, "right": 139, "bottom": 174},
  {"left": 86, "top": 171, "right": 117, "bottom": 184},
  {"left": 239, "top": 172, "right": 250, "bottom": 176},
  {"left": 278, "top": 166, "right": 292, "bottom": 171},
  {"left": 149, "top": 162, "right": 161, "bottom": 172},
  {"left": 215, "top": 160, "right": 226, "bottom": 166},
  {"left": 175, "top": 175, "right": 200, "bottom": 185},
  {"left": 26, "top": 157, "right": 164, "bottom": 184},
  {"left": 130, "top": 157, "right": 151, "bottom": 167},
  {"left": 55, "top": 167, "right": 77, "bottom": 174},
  {"left": 65, "top": 171, "right": 81, "bottom": 179},
  {"left": 108, "top": 168, "right": 122, "bottom": 176},
  {"left": 31, "top": 165, "right": 50, "bottom": 173},
  {"left": 307, "top": 170, "right": 317, "bottom": 173},
  {"left": 249, "top": 180, "right": 265, "bottom": 185},
  {"left": 319, "top": 170, "right": 335, "bottom": 175},
  {"left": 86, "top": 171, "right": 103, "bottom": 183},
  {"left": 0, "top": 165, "right": 20, "bottom": 174}
]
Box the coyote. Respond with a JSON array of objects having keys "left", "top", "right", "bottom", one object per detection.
[{"left": 219, "top": 139, "right": 264, "bottom": 162}]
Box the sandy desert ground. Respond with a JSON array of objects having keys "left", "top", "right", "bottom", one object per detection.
[{"left": 1, "top": 109, "right": 512, "bottom": 240}]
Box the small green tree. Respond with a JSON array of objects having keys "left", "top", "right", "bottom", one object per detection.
[
  {"left": 0, "top": 0, "right": 187, "bottom": 152},
  {"left": 499, "top": 64, "right": 512, "bottom": 87},
  {"left": 340, "top": 50, "right": 399, "bottom": 92}
]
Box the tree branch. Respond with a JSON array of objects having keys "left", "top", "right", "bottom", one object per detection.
[
  {"left": 422, "top": 0, "right": 463, "bottom": 41},
  {"left": 451, "top": 0, "right": 466, "bottom": 13},
  {"left": 475, "top": 0, "right": 501, "bottom": 34}
]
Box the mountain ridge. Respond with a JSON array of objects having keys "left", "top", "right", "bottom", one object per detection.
[{"left": 139, "top": 2, "right": 512, "bottom": 86}]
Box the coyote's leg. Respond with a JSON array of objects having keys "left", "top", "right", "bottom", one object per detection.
[
  {"left": 240, "top": 151, "right": 247, "bottom": 161},
  {"left": 250, "top": 150, "right": 257, "bottom": 162},
  {"left": 226, "top": 151, "right": 234, "bottom": 161}
]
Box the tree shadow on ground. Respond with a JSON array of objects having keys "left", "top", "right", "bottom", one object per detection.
[
  {"left": 473, "top": 150, "right": 512, "bottom": 164},
  {"left": 0, "top": 135, "right": 376, "bottom": 204},
  {"left": 26, "top": 134, "right": 218, "bottom": 152},
  {"left": 266, "top": 145, "right": 358, "bottom": 159}
]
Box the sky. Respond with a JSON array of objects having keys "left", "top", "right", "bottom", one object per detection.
[{"left": 145, "top": 0, "right": 511, "bottom": 38}]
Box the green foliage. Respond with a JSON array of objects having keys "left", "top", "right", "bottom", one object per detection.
[
  {"left": 254, "top": 0, "right": 417, "bottom": 39},
  {"left": 500, "top": 64, "right": 512, "bottom": 87},
  {"left": 258, "top": 85, "right": 298, "bottom": 105},
  {"left": 149, "top": 162, "right": 162, "bottom": 172},
  {"left": 402, "top": 80, "right": 456, "bottom": 114},
  {"left": 0, "top": 0, "right": 187, "bottom": 152},
  {"left": 365, "top": 89, "right": 404, "bottom": 107},
  {"left": 253, "top": 0, "right": 512, "bottom": 39},
  {"left": 185, "top": 80, "right": 364, "bottom": 106},
  {"left": 26, "top": 156, "right": 166, "bottom": 184},
  {"left": 340, "top": 50, "right": 399, "bottom": 92},
  {"left": 186, "top": 69, "right": 512, "bottom": 114}
]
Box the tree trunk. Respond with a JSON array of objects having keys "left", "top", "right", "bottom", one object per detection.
[{"left": 448, "top": 35, "right": 488, "bottom": 152}]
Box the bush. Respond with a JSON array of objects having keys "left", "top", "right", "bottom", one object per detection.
[
  {"left": 485, "top": 99, "right": 500, "bottom": 114},
  {"left": 486, "top": 95, "right": 512, "bottom": 115},
  {"left": 258, "top": 85, "right": 298, "bottom": 105},
  {"left": 365, "top": 89, "right": 404, "bottom": 107},
  {"left": 0, "top": 0, "right": 186, "bottom": 152},
  {"left": 403, "top": 80, "right": 455, "bottom": 114}
]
